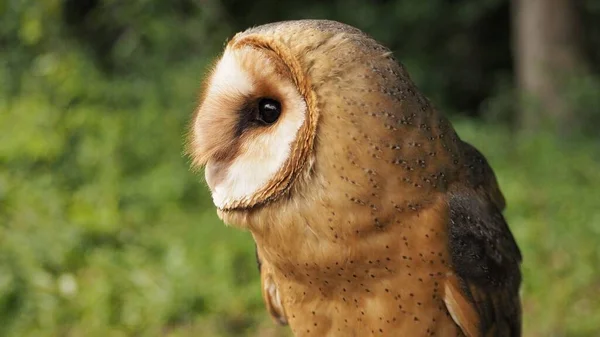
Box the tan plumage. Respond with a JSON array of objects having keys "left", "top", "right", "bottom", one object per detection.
[{"left": 188, "top": 20, "right": 522, "bottom": 337}]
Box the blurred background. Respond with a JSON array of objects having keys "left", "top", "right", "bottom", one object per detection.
[{"left": 1, "top": 0, "right": 599, "bottom": 336}]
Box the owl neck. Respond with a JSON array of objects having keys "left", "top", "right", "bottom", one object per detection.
[{"left": 246, "top": 186, "right": 449, "bottom": 281}]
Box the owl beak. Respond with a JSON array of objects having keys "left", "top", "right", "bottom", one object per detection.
[{"left": 204, "top": 160, "right": 227, "bottom": 191}]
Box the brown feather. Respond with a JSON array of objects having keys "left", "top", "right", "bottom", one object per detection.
[
  {"left": 257, "top": 246, "right": 288, "bottom": 325},
  {"left": 444, "top": 272, "right": 480, "bottom": 337}
]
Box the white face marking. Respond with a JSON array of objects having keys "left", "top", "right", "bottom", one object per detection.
[
  {"left": 205, "top": 48, "right": 254, "bottom": 99},
  {"left": 203, "top": 47, "right": 306, "bottom": 209}
]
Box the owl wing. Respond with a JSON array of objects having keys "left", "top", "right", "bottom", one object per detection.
[
  {"left": 443, "top": 153, "right": 522, "bottom": 337},
  {"left": 255, "top": 245, "right": 288, "bottom": 325},
  {"left": 460, "top": 140, "right": 506, "bottom": 211}
]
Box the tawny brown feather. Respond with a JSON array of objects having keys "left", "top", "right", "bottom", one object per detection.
[
  {"left": 189, "top": 19, "right": 522, "bottom": 337},
  {"left": 444, "top": 272, "right": 481, "bottom": 337},
  {"left": 256, "top": 245, "right": 288, "bottom": 325}
]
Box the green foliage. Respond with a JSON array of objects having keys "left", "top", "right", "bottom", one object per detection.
[
  {"left": 1, "top": 0, "right": 600, "bottom": 336},
  {"left": 563, "top": 73, "right": 600, "bottom": 136}
]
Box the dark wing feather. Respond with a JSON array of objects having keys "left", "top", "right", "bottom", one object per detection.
[
  {"left": 444, "top": 142, "right": 522, "bottom": 337},
  {"left": 460, "top": 140, "right": 506, "bottom": 211}
]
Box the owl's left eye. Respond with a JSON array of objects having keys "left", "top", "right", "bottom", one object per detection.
[{"left": 257, "top": 98, "right": 281, "bottom": 124}]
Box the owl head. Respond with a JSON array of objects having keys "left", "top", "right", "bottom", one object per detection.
[{"left": 188, "top": 20, "right": 460, "bottom": 228}]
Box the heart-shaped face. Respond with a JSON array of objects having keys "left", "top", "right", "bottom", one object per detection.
[{"left": 189, "top": 44, "right": 308, "bottom": 211}]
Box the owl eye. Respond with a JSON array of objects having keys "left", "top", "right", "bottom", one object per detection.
[{"left": 257, "top": 98, "right": 281, "bottom": 124}]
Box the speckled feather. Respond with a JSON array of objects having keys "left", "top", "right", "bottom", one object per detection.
[{"left": 189, "top": 19, "right": 522, "bottom": 337}]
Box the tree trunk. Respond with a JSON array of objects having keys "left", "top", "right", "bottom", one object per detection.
[{"left": 512, "top": 0, "right": 587, "bottom": 135}]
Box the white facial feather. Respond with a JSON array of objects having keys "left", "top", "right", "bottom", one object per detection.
[
  {"left": 206, "top": 48, "right": 255, "bottom": 98},
  {"left": 204, "top": 47, "right": 306, "bottom": 209}
]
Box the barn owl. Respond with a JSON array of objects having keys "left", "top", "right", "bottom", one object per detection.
[{"left": 188, "top": 20, "right": 522, "bottom": 337}]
